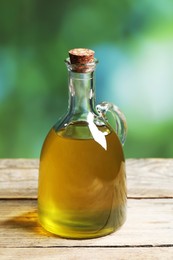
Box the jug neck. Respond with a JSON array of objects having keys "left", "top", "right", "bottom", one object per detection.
[
  {"left": 65, "top": 58, "right": 98, "bottom": 120},
  {"left": 68, "top": 71, "right": 95, "bottom": 116}
]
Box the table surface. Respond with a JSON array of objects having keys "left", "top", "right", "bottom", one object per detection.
[{"left": 0, "top": 158, "right": 173, "bottom": 260}]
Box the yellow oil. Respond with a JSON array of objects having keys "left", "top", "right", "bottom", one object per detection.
[{"left": 38, "top": 122, "right": 126, "bottom": 238}]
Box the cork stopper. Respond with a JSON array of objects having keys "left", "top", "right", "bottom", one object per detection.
[
  {"left": 68, "top": 48, "right": 95, "bottom": 72},
  {"left": 69, "top": 48, "right": 95, "bottom": 64}
]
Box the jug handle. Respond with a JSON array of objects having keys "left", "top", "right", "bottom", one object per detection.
[{"left": 96, "top": 102, "right": 127, "bottom": 145}]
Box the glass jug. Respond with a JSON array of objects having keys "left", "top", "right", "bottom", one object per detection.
[{"left": 38, "top": 48, "right": 127, "bottom": 239}]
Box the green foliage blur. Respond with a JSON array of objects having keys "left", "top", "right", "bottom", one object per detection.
[{"left": 0, "top": 0, "right": 173, "bottom": 158}]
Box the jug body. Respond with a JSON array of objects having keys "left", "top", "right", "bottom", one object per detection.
[{"left": 38, "top": 48, "right": 127, "bottom": 239}]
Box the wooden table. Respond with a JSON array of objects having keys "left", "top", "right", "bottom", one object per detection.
[{"left": 0, "top": 159, "right": 173, "bottom": 259}]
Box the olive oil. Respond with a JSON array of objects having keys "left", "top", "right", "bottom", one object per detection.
[
  {"left": 38, "top": 123, "right": 126, "bottom": 238},
  {"left": 38, "top": 48, "right": 127, "bottom": 238}
]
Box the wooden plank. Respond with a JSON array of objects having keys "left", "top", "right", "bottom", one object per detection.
[
  {"left": 0, "top": 199, "right": 172, "bottom": 247},
  {"left": 0, "top": 168, "right": 38, "bottom": 198},
  {"left": 0, "top": 159, "right": 173, "bottom": 198},
  {"left": 0, "top": 159, "right": 38, "bottom": 199},
  {"left": 127, "top": 159, "right": 173, "bottom": 198},
  {"left": 1, "top": 247, "right": 173, "bottom": 260},
  {"left": 0, "top": 159, "right": 39, "bottom": 169}
]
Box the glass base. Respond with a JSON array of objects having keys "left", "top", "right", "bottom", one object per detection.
[{"left": 38, "top": 207, "right": 126, "bottom": 239}]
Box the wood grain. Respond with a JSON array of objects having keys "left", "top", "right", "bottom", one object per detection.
[
  {"left": 0, "top": 159, "right": 173, "bottom": 198},
  {"left": 1, "top": 248, "right": 173, "bottom": 260},
  {"left": 0, "top": 199, "right": 173, "bottom": 247},
  {"left": 0, "top": 159, "right": 173, "bottom": 259},
  {"left": 127, "top": 159, "right": 173, "bottom": 198}
]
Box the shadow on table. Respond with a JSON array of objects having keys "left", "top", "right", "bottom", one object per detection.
[{"left": 2, "top": 210, "right": 58, "bottom": 238}]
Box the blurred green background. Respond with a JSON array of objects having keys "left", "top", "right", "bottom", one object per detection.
[{"left": 0, "top": 0, "right": 173, "bottom": 158}]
